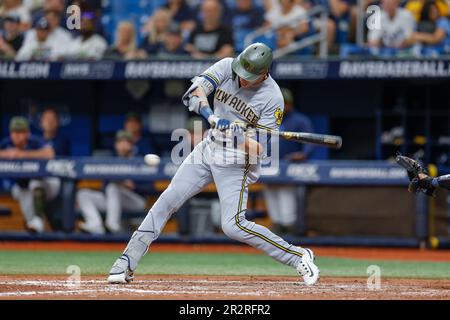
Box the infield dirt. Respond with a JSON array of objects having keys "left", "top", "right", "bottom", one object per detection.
[{"left": 0, "top": 275, "right": 449, "bottom": 300}]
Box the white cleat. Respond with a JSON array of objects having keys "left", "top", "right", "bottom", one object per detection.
[
  {"left": 107, "top": 255, "right": 134, "bottom": 284},
  {"left": 27, "top": 216, "right": 45, "bottom": 233},
  {"left": 296, "top": 248, "right": 320, "bottom": 286},
  {"left": 79, "top": 222, "right": 106, "bottom": 235}
]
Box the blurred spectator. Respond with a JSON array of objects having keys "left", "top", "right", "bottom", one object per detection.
[
  {"left": 303, "top": 0, "right": 351, "bottom": 49},
  {"left": 140, "top": 8, "right": 172, "bottom": 56},
  {"left": 163, "top": 0, "right": 196, "bottom": 35},
  {"left": 23, "top": 0, "right": 45, "bottom": 12},
  {"left": 278, "top": 88, "right": 314, "bottom": 160},
  {"left": 40, "top": 107, "right": 70, "bottom": 156},
  {"left": 346, "top": 0, "right": 373, "bottom": 43},
  {"left": 231, "top": 0, "right": 265, "bottom": 52},
  {"left": 264, "top": 0, "right": 308, "bottom": 34},
  {"left": 66, "top": 11, "right": 107, "bottom": 59},
  {"left": 368, "top": 0, "right": 416, "bottom": 50},
  {"left": 0, "top": 0, "right": 31, "bottom": 30},
  {"left": 410, "top": 1, "right": 450, "bottom": 54},
  {"left": 232, "top": 0, "right": 264, "bottom": 30},
  {"left": 32, "top": 0, "right": 66, "bottom": 25},
  {"left": 76, "top": 130, "right": 147, "bottom": 234},
  {"left": 406, "top": 0, "right": 449, "bottom": 21},
  {"left": 265, "top": 0, "right": 310, "bottom": 52},
  {"left": 16, "top": 17, "right": 65, "bottom": 60},
  {"left": 155, "top": 22, "right": 189, "bottom": 57},
  {"left": 276, "top": 25, "right": 296, "bottom": 50},
  {"left": 43, "top": 7, "right": 72, "bottom": 43},
  {"left": 0, "top": 14, "right": 24, "bottom": 58},
  {"left": 104, "top": 21, "right": 145, "bottom": 60},
  {"left": 0, "top": 116, "right": 57, "bottom": 233},
  {"left": 263, "top": 88, "right": 314, "bottom": 235},
  {"left": 124, "top": 112, "right": 156, "bottom": 156},
  {"left": 185, "top": 0, "right": 234, "bottom": 58}
]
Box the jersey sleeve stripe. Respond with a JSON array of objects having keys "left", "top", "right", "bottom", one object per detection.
[
  {"left": 199, "top": 74, "right": 218, "bottom": 91},
  {"left": 202, "top": 72, "right": 220, "bottom": 87}
]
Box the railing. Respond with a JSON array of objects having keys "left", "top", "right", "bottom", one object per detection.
[
  {"left": 356, "top": 0, "right": 369, "bottom": 47},
  {"left": 244, "top": 6, "right": 329, "bottom": 59}
]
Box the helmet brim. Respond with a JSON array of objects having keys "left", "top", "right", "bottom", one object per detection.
[{"left": 232, "top": 58, "right": 262, "bottom": 82}]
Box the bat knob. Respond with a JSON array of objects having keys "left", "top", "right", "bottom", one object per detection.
[{"left": 335, "top": 137, "right": 343, "bottom": 149}]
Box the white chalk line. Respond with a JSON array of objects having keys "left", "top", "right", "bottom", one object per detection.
[
  {"left": 0, "top": 286, "right": 265, "bottom": 298},
  {"left": 1, "top": 279, "right": 449, "bottom": 298}
]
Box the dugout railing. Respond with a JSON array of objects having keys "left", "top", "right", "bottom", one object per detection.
[{"left": 0, "top": 158, "right": 441, "bottom": 248}]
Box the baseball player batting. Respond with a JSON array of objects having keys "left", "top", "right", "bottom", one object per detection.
[{"left": 107, "top": 43, "right": 320, "bottom": 286}]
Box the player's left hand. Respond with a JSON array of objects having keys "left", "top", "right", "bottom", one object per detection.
[
  {"left": 396, "top": 154, "right": 435, "bottom": 196},
  {"left": 208, "top": 115, "right": 231, "bottom": 131},
  {"left": 216, "top": 118, "right": 231, "bottom": 130}
]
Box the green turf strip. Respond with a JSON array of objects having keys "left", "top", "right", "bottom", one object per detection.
[{"left": 0, "top": 250, "right": 449, "bottom": 279}]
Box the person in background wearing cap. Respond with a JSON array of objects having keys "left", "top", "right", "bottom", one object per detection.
[
  {"left": 65, "top": 11, "right": 107, "bottom": 59},
  {"left": 0, "top": 0, "right": 31, "bottom": 31},
  {"left": 154, "top": 22, "right": 189, "bottom": 58},
  {"left": 123, "top": 112, "right": 156, "bottom": 156},
  {"left": 0, "top": 116, "right": 58, "bottom": 233},
  {"left": 0, "top": 14, "right": 24, "bottom": 58},
  {"left": 76, "top": 130, "right": 147, "bottom": 234},
  {"left": 263, "top": 88, "right": 314, "bottom": 235},
  {"left": 39, "top": 107, "right": 71, "bottom": 156},
  {"left": 15, "top": 16, "right": 66, "bottom": 60}
]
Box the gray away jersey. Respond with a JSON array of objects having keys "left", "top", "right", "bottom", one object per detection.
[{"left": 198, "top": 57, "right": 285, "bottom": 162}]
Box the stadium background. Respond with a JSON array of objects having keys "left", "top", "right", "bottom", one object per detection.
[{"left": 0, "top": 0, "right": 449, "bottom": 299}]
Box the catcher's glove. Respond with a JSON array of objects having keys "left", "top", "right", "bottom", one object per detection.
[{"left": 395, "top": 154, "right": 435, "bottom": 196}]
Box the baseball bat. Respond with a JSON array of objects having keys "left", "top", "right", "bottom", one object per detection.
[
  {"left": 236, "top": 123, "right": 343, "bottom": 149},
  {"left": 274, "top": 131, "right": 343, "bottom": 149}
]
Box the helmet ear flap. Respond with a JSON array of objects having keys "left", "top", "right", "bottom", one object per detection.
[{"left": 232, "top": 70, "right": 237, "bottom": 81}]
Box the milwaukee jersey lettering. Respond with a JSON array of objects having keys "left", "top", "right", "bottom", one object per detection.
[{"left": 200, "top": 57, "right": 284, "bottom": 160}]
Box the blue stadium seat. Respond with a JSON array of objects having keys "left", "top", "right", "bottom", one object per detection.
[
  {"left": 234, "top": 28, "right": 253, "bottom": 53},
  {"left": 101, "top": 14, "right": 115, "bottom": 43},
  {"left": 335, "top": 17, "right": 350, "bottom": 44},
  {"left": 253, "top": 32, "right": 276, "bottom": 50},
  {"left": 225, "top": 0, "right": 236, "bottom": 9},
  {"left": 339, "top": 43, "right": 371, "bottom": 58},
  {"left": 99, "top": 115, "right": 124, "bottom": 133},
  {"left": 150, "top": 0, "right": 167, "bottom": 11},
  {"left": 253, "top": 0, "right": 265, "bottom": 9},
  {"left": 101, "top": 0, "right": 111, "bottom": 12},
  {"left": 108, "top": 0, "right": 153, "bottom": 14}
]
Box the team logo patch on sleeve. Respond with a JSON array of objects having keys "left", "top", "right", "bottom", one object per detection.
[{"left": 274, "top": 107, "right": 283, "bottom": 126}]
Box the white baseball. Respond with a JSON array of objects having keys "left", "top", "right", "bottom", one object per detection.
[{"left": 144, "top": 154, "right": 160, "bottom": 166}]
